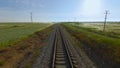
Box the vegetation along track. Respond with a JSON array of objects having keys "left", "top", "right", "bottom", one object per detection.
[{"left": 32, "top": 24, "right": 96, "bottom": 68}]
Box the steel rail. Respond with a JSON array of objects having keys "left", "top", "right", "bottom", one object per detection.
[{"left": 51, "top": 26, "right": 74, "bottom": 68}]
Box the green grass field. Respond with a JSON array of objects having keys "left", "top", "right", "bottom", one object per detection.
[
  {"left": 73, "top": 22, "right": 120, "bottom": 33},
  {"left": 68, "top": 22, "right": 120, "bottom": 38},
  {"left": 0, "top": 23, "right": 52, "bottom": 49}
]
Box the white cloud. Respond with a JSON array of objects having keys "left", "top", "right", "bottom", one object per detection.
[{"left": 81, "top": 0, "right": 103, "bottom": 17}]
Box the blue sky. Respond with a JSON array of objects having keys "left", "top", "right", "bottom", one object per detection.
[{"left": 0, "top": 0, "right": 120, "bottom": 22}]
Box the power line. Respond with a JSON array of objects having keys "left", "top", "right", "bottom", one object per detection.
[
  {"left": 30, "top": 12, "right": 33, "bottom": 23},
  {"left": 103, "top": 10, "right": 109, "bottom": 32}
]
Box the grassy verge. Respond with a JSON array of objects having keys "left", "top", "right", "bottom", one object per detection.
[
  {"left": 63, "top": 23, "right": 120, "bottom": 67},
  {"left": 20, "top": 25, "right": 54, "bottom": 68}
]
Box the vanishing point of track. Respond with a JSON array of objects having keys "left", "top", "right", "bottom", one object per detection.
[{"left": 32, "top": 25, "right": 96, "bottom": 68}]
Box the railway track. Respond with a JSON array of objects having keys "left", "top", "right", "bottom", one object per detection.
[
  {"left": 50, "top": 25, "right": 80, "bottom": 68},
  {"left": 32, "top": 25, "right": 97, "bottom": 68}
]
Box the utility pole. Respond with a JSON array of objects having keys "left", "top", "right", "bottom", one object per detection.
[
  {"left": 103, "top": 10, "right": 109, "bottom": 32},
  {"left": 30, "top": 12, "right": 33, "bottom": 23}
]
